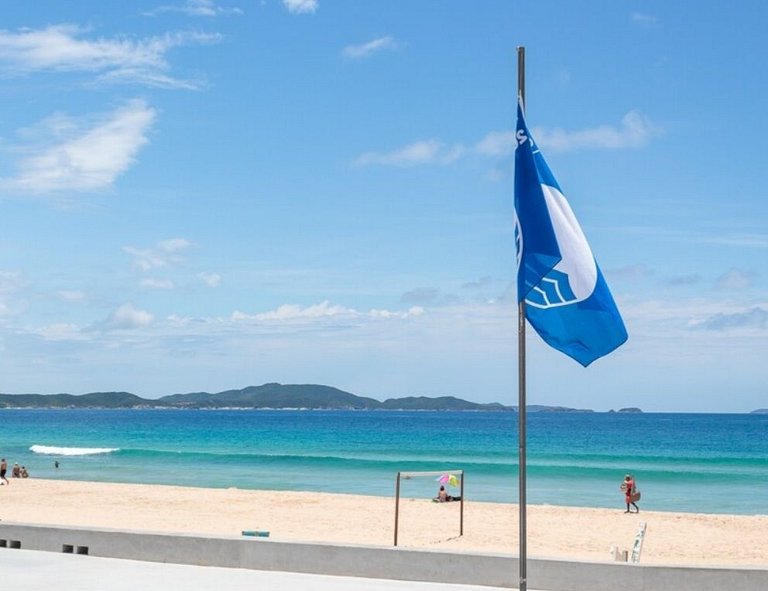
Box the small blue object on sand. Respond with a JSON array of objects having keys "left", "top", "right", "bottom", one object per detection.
[{"left": 241, "top": 530, "right": 270, "bottom": 537}]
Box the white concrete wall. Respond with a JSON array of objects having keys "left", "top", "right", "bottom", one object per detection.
[{"left": 1, "top": 522, "right": 766, "bottom": 591}]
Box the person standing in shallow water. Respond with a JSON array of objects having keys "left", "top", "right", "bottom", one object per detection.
[
  {"left": 0, "top": 458, "right": 8, "bottom": 484},
  {"left": 621, "top": 474, "right": 640, "bottom": 513}
]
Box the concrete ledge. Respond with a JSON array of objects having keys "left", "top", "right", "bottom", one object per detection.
[
  {"left": 527, "top": 558, "right": 768, "bottom": 591},
  {"left": 0, "top": 522, "right": 511, "bottom": 587},
  {"left": 1, "top": 522, "right": 766, "bottom": 591}
]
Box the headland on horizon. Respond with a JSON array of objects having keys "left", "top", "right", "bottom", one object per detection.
[
  {"left": 0, "top": 382, "right": 596, "bottom": 411},
  {"left": 3, "top": 383, "right": 765, "bottom": 413}
]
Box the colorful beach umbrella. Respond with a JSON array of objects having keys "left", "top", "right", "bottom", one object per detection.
[{"left": 437, "top": 473, "right": 460, "bottom": 487}]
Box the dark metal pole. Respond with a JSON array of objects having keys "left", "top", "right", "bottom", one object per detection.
[
  {"left": 394, "top": 472, "right": 401, "bottom": 546},
  {"left": 517, "top": 46, "right": 526, "bottom": 111},
  {"left": 516, "top": 45, "right": 528, "bottom": 591},
  {"left": 518, "top": 301, "right": 527, "bottom": 591},
  {"left": 460, "top": 471, "right": 465, "bottom": 536}
]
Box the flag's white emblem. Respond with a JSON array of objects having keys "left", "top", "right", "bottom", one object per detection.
[{"left": 525, "top": 184, "right": 598, "bottom": 310}]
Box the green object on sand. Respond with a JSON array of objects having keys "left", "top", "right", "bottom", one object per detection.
[{"left": 241, "top": 530, "right": 270, "bottom": 537}]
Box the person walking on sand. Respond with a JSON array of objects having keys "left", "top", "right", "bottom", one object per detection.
[
  {"left": 0, "top": 458, "right": 8, "bottom": 485},
  {"left": 621, "top": 474, "right": 640, "bottom": 513}
]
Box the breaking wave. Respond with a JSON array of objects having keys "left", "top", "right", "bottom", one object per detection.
[{"left": 29, "top": 445, "right": 119, "bottom": 456}]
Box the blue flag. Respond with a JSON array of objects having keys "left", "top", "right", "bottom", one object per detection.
[{"left": 514, "top": 101, "right": 627, "bottom": 366}]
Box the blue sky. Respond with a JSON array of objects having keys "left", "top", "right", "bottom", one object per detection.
[{"left": 0, "top": 1, "right": 766, "bottom": 412}]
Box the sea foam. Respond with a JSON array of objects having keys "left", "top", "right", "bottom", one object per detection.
[{"left": 30, "top": 444, "right": 119, "bottom": 456}]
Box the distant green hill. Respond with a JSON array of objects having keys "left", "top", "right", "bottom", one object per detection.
[
  {"left": 527, "top": 405, "right": 593, "bottom": 413},
  {"left": 159, "top": 383, "right": 381, "bottom": 410},
  {"left": 0, "top": 383, "right": 587, "bottom": 411},
  {"left": 379, "top": 395, "right": 507, "bottom": 411},
  {"left": 0, "top": 391, "right": 147, "bottom": 409}
]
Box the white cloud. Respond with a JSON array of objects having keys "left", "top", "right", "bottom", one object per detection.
[
  {"left": 716, "top": 269, "right": 754, "bottom": 291},
  {"left": 233, "top": 300, "right": 351, "bottom": 321},
  {"left": 358, "top": 111, "right": 659, "bottom": 169},
  {"left": 355, "top": 140, "right": 464, "bottom": 167},
  {"left": 0, "top": 100, "right": 156, "bottom": 194},
  {"left": 475, "top": 111, "right": 660, "bottom": 156},
  {"left": 283, "top": 0, "right": 318, "bottom": 15},
  {"left": 690, "top": 306, "right": 768, "bottom": 332},
  {"left": 620, "top": 295, "right": 768, "bottom": 346},
  {"left": 665, "top": 274, "right": 702, "bottom": 287},
  {"left": 96, "top": 68, "right": 204, "bottom": 91},
  {"left": 533, "top": 110, "right": 659, "bottom": 152},
  {"left": 0, "top": 24, "right": 220, "bottom": 88},
  {"left": 462, "top": 276, "right": 493, "bottom": 290},
  {"left": 158, "top": 238, "right": 193, "bottom": 252},
  {"left": 102, "top": 303, "right": 154, "bottom": 331},
  {"left": 19, "top": 299, "right": 428, "bottom": 345},
  {"left": 25, "top": 299, "right": 427, "bottom": 347},
  {"left": 145, "top": 0, "right": 243, "bottom": 17},
  {"left": 707, "top": 233, "right": 768, "bottom": 249},
  {"left": 141, "top": 278, "right": 175, "bottom": 289},
  {"left": 0, "top": 271, "right": 26, "bottom": 294},
  {"left": 198, "top": 272, "right": 221, "bottom": 287},
  {"left": 400, "top": 288, "right": 440, "bottom": 305},
  {"left": 57, "top": 290, "right": 86, "bottom": 302},
  {"left": 474, "top": 130, "right": 517, "bottom": 157},
  {"left": 370, "top": 306, "right": 423, "bottom": 319},
  {"left": 631, "top": 12, "right": 659, "bottom": 25},
  {"left": 0, "top": 272, "right": 27, "bottom": 318},
  {"left": 35, "top": 323, "right": 87, "bottom": 341},
  {"left": 231, "top": 300, "right": 423, "bottom": 323},
  {"left": 343, "top": 36, "right": 396, "bottom": 60},
  {"left": 607, "top": 264, "right": 653, "bottom": 282},
  {"left": 124, "top": 238, "right": 192, "bottom": 271}
]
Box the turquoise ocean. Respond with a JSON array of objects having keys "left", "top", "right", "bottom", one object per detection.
[{"left": 1, "top": 410, "right": 766, "bottom": 515}]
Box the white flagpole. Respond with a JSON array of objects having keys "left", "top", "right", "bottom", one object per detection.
[{"left": 516, "top": 45, "right": 528, "bottom": 591}]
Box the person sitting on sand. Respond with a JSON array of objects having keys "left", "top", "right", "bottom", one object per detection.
[
  {"left": 12, "top": 463, "right": 20, "bottom": 478},
  {"left": 435, "top": 486, "right": 462, "bottom": 503},
  {"left": 621, "top": 474, "right": 640, "bottom": 514},
  {"left": 20, "top": 466, "right": 29, "bottom": 478}
]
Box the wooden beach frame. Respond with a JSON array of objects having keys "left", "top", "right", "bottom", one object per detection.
[{"left": 393, "top": 469, "right": 464, "bottom": 546}]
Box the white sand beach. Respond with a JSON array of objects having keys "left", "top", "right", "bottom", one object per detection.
[{"left": 1, "top": 479, "right": 766, "bottom": 566}]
